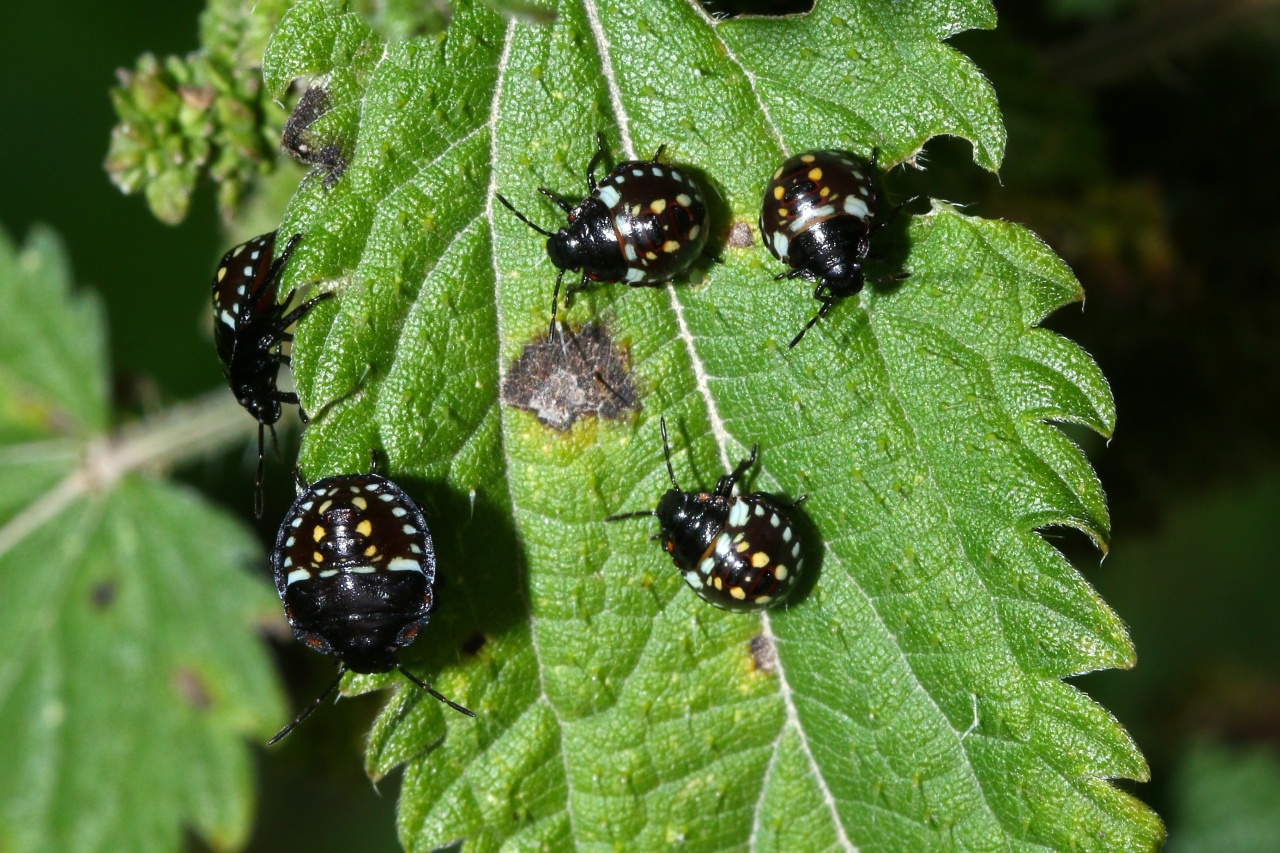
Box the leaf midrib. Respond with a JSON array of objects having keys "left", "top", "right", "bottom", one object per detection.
[{"left": 579, "top": 1, "right": 855, "bottom": 848}]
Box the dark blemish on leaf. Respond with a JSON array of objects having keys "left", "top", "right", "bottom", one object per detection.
[
  {"left": 282, "top": 85, "right": 347, "bottom": 186},
  {"left": 461, "top": 632, "right": 488, "bottom": 656},
  {"left": 502, "top": 323, "right": 639, "bottom": 432},
  {"left": 173, "top": 667, "right": 212, "bottom": 712},
  {"left": 728, "top": 221, "right": 754, "bottom": 248},
  {"left": 749, "top": 634, "right": 777, "bottom": 673},
  {"left": 90, "top": 580, "right": 117, "bottom": 609}
]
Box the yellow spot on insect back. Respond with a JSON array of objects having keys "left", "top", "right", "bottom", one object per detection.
[
  {"left": 729, "top": 587, "right": 746, "bottom": 600},
  {"left": 352, "top": 496, "right": 367, "bottom": 510},
  {"left": 356, "top": 520, "right": 372, "bottom": 536},
  {"left": 217, "top": 267, "right": 227, "bottom": 282},
  {"left": 751, "top": 552, "right": 770, "bottom": 568},
  {"left": 364, "top": 544, "right": 378, "bottom": 557},
  {"left": 650, "top": 199, "right": 667, "bottom": 214},
  {"left": 773, "top": 186, "right": 784, "bottom": 201},
  {"left": 808, "top": 168, "right": 823, "bottom": 181},
  {"left": 663, "top": 240, "right": 680, "bottom": 253},
  {"left": 312, "top": 526, "right": 325, "bottom": 542},
  {"left": 800, "top": 154, "right": 816, "bottom": 163},
  {"left": 313, "top": 551, "right": 324, "bottom": 563}
]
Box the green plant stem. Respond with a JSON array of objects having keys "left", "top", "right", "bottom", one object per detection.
[{"left": 0, "top": 391, "right": 256, "bottom": 559}]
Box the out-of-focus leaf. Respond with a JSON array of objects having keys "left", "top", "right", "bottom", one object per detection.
[
  {"left": 0, "top": 225, "right": 284, "bottom": 853},
  {"left": 1166, "top": 741, "right": 1280, "bottom": 853}
]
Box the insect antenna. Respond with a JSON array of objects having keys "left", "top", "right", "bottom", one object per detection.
[
  {"left": 254, "top": 420, "right": 266, "bottom": 519},
  {"left": 605, "top": 509, "right": 658, "bottom": 523},
  {"left": 268, "top": 665, "right": 346, "bottom": 745},
  {"left": 396, "top": 665, "right": 476, "bottom": 717},
  {"left": 495, "top": 193, "right": 554, "bottom": 237},
  {"left": 659, "top": 417, "right": 680, "bottom": 490},
  {"left": 548, "top": 268, "right": 567, "bottom": 335}
]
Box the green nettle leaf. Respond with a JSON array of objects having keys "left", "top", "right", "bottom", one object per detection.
[
  {"left": 0, "top": 226, "right": 284, "bottom": 852},
  {"left": 263, "top": 0, "right": 1162, "bottom": 849}
]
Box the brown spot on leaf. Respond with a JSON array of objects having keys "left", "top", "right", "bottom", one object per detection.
[
  {"left": 502, "top": 323, "right": 639, "bottom": 432},
  {"left": 172, "top": 667, "right": 212, "bottom": 712},
  {"left": 90, "top": 580, "right": 117, "bottom": 609},
  {"left": 728, "top": 221, "right": 755, "bottom": 248},
  {"left": 282, "top": 85, "right": 347, "bottom": 186},
  {"left": 749, "top": 634, "right": 777, "bottom": 673}
]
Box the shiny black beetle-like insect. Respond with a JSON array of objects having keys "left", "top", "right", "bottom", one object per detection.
[
  {"left": 496, "top": 133, "right": 710, "bottom": 333},
  {"left": 212, "top": 231, "right": 332, "bottom": 517},
  {"left": 607, "top": 419, "right": 804, "bottom": 612},
  {"left": 760, "top": 150, "right": 917, "bottom": 348},
  {"left": 267, "top": 454, "right": 474, "bottom": 744}
]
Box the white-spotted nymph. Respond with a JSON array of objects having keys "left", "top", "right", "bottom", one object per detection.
[
  {"left": 267, "top": 454, "right": 474, "bottom": 744},
  {"left": 608, "top": 419, "right": 805, "bottom": 612}
]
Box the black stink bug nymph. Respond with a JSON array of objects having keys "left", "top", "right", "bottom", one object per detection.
[
  {"left": 759, "top": 150, "right": 917, "bottom": 348},
  {"left": 212, "top": 231, "right": 333, "bottom": 516},
  {"left": 268, "top": 455, "right": 474, "bottom": 743},
  {"left": 608, "top": 419, "right": 804, "bottom": 612},
  {"left": 496, "top": 133, "right": 710, "bottom": 333}
]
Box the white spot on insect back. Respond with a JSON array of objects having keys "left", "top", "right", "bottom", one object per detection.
[
  {"left": 243, "top": 265, "right": 254, "bottom": 277},
  {"left": 391, "top": 506, "right": 407, "bottom": 517},
  {"left": 783, "top": 526, "right": 792, "bottom": 542},
  {"left": 728, "top": 499, "right": 750, "bottom": 527},
  {"left": 773, "top": 231, "right": 789, "bottom": 258},
  {"left": 699, "top": 557, "right": 714, "bottom": 575},
  {"left": 318, "top": 569, "right": 339, "bottom": 578},
  {"left": 379, "top": 493, "right": 395, "bottom": 501},
  {"left": 409, "top": 543, "right": 422, "bottom": 554},
  {"left": 754, "top": 504, "right": 765, "bottom": 517},
  {"left": 676, "top": 193, "right": 692, "bottom": 207},
  {"left": 715, "top": 532, "right": 732, "bottom": 555},
  {"left": 291, "top": 516, "right": 303, "bottom": 528},
  {"left": 792, "top": 204, "right": 836, "bottom": 232},
  {"left": 770, "top": 513, "right": 780, "bottom": 527},
  {"left": 286, "top": 568, "right": 311, "bottom": 586},
  {"left": 624, "top": 243, "right": 638, "bottom": 261},
  {"left": 250, "top": 250, "right": 261, "bottom": 260},
  {"left": 685, "top": 571, "right": 704, "bottom": 589},
  {"left": 388, "top": 557, "right": 422, "bottom": 572},
  {"left": 792, "top": 542, "right": 801, "bottom": 558},
  {"left": 843, "top": 196, "right": 869, "bottom": 219},
  {"left": 625, "top": 267, "right": 646, "bottom": 282},
  {"left": 598, "top": 185, "right": 622, "bottom": 208},
  {"left": 402, "top": 524, "right": 417, "bottom": 535},
  {"left": 349, "top": 566, "right": 376, "bottom": 574},
  {"left": 632, "top": 169, "right": 643, "bottom": 177},
  {"left": 219, "top": 310, "right": 236, "bottom": 327},
  {"left": 651, "top": 167, "right": 662, "bottom": 177},
  {"left": 236, "top": 285, "right": 246, "bottom": 296}
]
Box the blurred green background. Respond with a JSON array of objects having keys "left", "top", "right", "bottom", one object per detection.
[{"left": 3, "top": 0, "right": 1279, "bottom": 849}]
